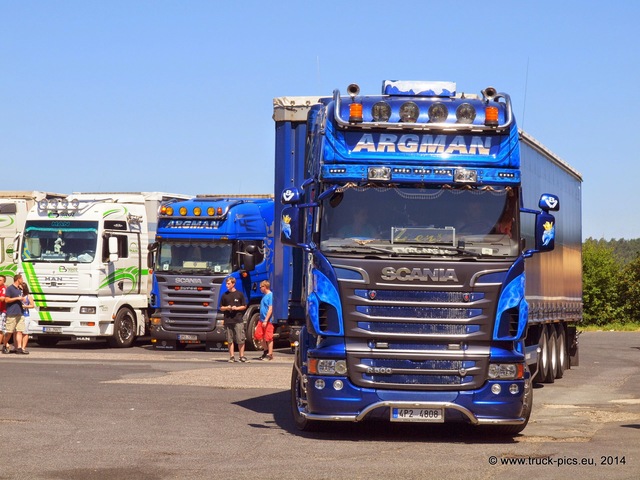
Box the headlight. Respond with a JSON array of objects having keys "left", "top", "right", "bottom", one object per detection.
[
  {"left": 310, "top": 359, "right": 348, "bottom": 376},
  {"left": 80, "top": 306, "right": 96, "bottom": 314},
  {"left": 488, "top": 363, "right": 524, "bottom": 380}
]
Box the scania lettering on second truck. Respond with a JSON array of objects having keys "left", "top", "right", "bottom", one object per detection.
[
  {"left": 273, "top": 81, "right": 582, "bottom": 435},
  {"left": 148, "top": 195, "right": 287, "bottom": 351},
  {"left": 18, "top": 192, "right": 189, "bottom": 347}
]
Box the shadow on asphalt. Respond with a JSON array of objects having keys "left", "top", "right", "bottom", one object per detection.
[{"left": 234, "top": 391, "right": 520, "bottom": 444}]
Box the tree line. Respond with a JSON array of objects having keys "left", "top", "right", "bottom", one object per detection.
[{"left": 582, "top": 238, "right": 640, "bottom": 325}]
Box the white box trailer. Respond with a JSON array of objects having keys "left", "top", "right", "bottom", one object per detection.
[{"left": 18, "top": 192, "right": 189, "bottom": 347}]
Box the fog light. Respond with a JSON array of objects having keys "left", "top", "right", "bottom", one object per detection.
[
  {"left": 333, "top": 380, "right": 344, "bottom": 391},
  {"left": 491, "top": 384, "right": 502, "bottom": 395},
  {"left": 315, "top": 379, "right": 325, "bottom": 390},
  {"left": 80, "top": 306, "right": 96, "bottom": 314},
  {"left": 509, "top": 384, "right": 519, "bottom": 394},
  {"left": 368, "top": 166, "right": 391, "bottom": 181}
]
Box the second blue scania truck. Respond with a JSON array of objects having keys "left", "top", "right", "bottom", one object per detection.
[
  {"left": 273, "top": 81, "right": 582, "bottom": 435},
  {"left": 148, "top": 195, "right": 288, "bottom": 351}
]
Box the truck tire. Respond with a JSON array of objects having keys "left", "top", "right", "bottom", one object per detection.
[
  {"left": 533, "top": 327, "right": 548, "bottom": 384},
  {"left": 245, "top": 311, "right": 263, "bottom": 351},
  {"left": 555, "top": 323, "right": 566, "bottom": 379},
  {"left": 108, "top": 307, "right": 136, "bottom": 348},
  {"left": 543, "top": 325, "right": 557, "bottom": 384},
  {"left": 291, "top": 364, "right": 319, "bottom": 432},
  {"left": 35, "top": 337, "right": 60, "bottom": 348}
]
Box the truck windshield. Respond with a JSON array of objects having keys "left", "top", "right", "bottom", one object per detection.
[
  {"left": 319, "top": 185, "right": 520, "bottom": 258},
  {"left": 22, "top": 220, "right": 99, "bottom": 263},
  {"left": 157, "top": 241, "right": 233, "bottom": 274}
]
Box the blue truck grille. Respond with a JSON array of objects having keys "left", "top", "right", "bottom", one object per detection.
[
  {"left": 348, "top": 355, "right": 486, "bottom": 390},
  {"left": 332, "top": 259, "right": 503, "bottom": 390},
  {"left": 357, "top": 322, "right": 479, "bottom": 335},
  {"left": 156, "top": 277, "right": 218, "bottom": 332},
  {"left": 356, "top": 305, "right": 482, "bottom": 319}
]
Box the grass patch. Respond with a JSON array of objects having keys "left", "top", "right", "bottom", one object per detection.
[{"left": 580, "top": 321, "right": 640, "bottom": 332}]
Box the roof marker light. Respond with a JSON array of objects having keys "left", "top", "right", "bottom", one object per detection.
[
  {"left": 349, "top": 102, "right": 363, "bottom": 123},
  {"left": 179, "top": 207, "right": 187, "bottom": 216},
  {"left": 347, "top": 83, "right": 363, "bottom": 123},
  {"left": 485, "top": 106, "right": 499, "bottom": 126}
]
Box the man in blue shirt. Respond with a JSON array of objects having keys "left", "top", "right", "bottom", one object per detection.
[
  {"left": 254, "top": 280, "right": 274, "bottom": 360},
  {"left": 3, "top": 274, "right": 26, "bottom": 354}
]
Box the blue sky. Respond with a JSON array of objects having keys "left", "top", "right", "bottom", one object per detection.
[{"left": 1, "top": 0, "right": 638, "bottom": 240}]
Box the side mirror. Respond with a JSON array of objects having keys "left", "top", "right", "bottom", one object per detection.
[
  {"left": 522, "top": 194, "right": 559, "bottom": 258},
  {"left": 534, "top": 211, "right": 556, "bottom": 252},
  {"left": 280, "top": 206, "right": 304, "bottom": 247},
  {"left": 108, "top": 236, "right": 119, "bottom": 263},
  {"left": 242, "top": 249, "right": 256, "bottom": 272}
]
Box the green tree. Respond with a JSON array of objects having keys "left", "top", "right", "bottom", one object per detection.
[
  {"left": 619, "top": 255, "right": 640, "bottom": 322},
  {"left": 582, "top": 239, "right": 624, "bottom": 325}
]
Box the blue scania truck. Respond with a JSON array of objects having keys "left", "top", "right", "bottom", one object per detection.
[
  {"left": 273, "top": 81, "right": 582, "bottom": 434},
  {"left": 148, "top": 195, "right": 287, "bottom": 351}
]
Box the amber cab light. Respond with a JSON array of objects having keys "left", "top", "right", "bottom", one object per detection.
[{"left": 485, "top": 106, "right": 499, "bottom": 126}]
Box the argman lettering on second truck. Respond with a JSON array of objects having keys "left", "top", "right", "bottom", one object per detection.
[{"left": 272, "top": 80, "right": 582, "bottom": 435}]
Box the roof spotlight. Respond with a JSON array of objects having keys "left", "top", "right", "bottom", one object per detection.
[
  {"left": 399, "top": 102, "right": 419, "bottom": 122},
  {"left": 371, "top": 102, "right": 391, "bottom": 122},
  {"left": 428, "top": 102, "right": 448, "bottom": 123},
  {"left": 456, "top": 103, "right": 476, "bottom": 124}
]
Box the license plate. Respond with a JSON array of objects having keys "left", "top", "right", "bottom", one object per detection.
[
  {"left": 178, "top": 334, "right": 198, "bottom": 341},
  {"left": 43, "top": 327, "right": 62, "bottom": 334},
  {"left": 391, "top": 407, "right": 444, "bottom": 423}
]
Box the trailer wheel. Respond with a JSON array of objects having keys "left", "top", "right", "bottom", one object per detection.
[
  {"left": 533, "top": 327, "right": 548, "bottom": 384},
  {"left": 245, "top": 311, "right": 263, "bottom": 351},
  {"left": 291, "top": 363, "right": 319, "bottom": 432},
  {"left": 108, "top": 307, "right": 136, "bottom": 348},
  {"left": 543, "top": 325, "right": 557, "bottom": 384},
  {"left": 555, "top": 323, "right": 566, "bottom": 379}
]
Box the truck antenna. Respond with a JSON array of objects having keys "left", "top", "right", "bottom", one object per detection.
[{"left": 521, "top": 57, "right": 530, "bottom": 130}]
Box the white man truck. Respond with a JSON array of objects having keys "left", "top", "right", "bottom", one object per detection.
[{"left": 18, "top": 192, "right": 188, "bottom": 347}]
